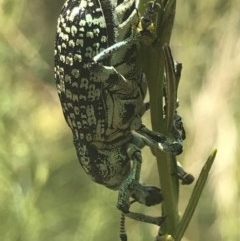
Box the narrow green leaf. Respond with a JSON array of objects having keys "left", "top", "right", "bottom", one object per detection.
[
  {"left": 174, "top": 149, "right": 217, "bottom": 241},
  {"left": 162, "top": 44, "right": 177, "bottom": 131}
]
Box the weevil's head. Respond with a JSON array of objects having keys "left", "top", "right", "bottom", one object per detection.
[{"left": 74, "top": 141, "right": 131, "bottom": 190}]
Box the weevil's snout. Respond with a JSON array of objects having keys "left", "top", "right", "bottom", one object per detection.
[{"left": 80, "top": 145, "right": 131, "bottom": 190}]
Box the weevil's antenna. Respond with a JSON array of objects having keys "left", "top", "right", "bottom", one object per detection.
[
  {"left": 119, "top": 212, "right": 127, "bottom": 241},
  {"left": 119, "top": 200, "right": 138, "bottom": 241}
]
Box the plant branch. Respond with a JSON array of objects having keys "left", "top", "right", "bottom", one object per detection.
[{"left": 141, "top": 0, "right": 179, "bottom": 236}]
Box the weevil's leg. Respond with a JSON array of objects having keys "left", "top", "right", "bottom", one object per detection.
[
  {"left": 128, "top": 114, "right": 182, "bottom": 154},
  {"left": 133, "top": 123, "right": 193, "bottom": 184},
  {"left": 128, "top": 111, "right": 182, "bottom": 155},
  {"left": 125, "top": 212, "right": 165, "bottom": 226},
  {"left": 88, "top": 63, "right": 121, "bottom": 83},
  {"left": 93, "top": 0, "right": 159, "bottom": 64},
  {"left": 138, "top": 73, "right": 151, "bottom": 116},
  {"left": 161, "top": 46, "right": 194, "bottom": 183},
  {"left": 131, "top": 183, "right": 163, "bottom": 206},
  {"left": 140, "top": 102, "right": 150, "bottom": 116},
  {"left": 93, "top": 0, "right": 141, "bottom": 64},
  {"left": 88, "top": 63, "right": 142, "bottom": 100},
  {"left": 88, "top": 0, "right": 159, "bottom": 78},
  {"left": 132, "top": 124, "right": 183, "bottom": 155},
  {"left": 162, "top": 45, "right": 186, "bottom": 145},
  {"left": 116, "top": 0, "right": 139, "bottom": 40},
  {"left": 93, "top": 37, "right": 139, "bottom": 63},
  {"left": 176, "top": 162, "right": 194, "bottom": 185},
  {"left": 140, "top": 0, "right": 160, "bottom": 30},
  {"left": 171, "top": 112, "right": 186, "bottom": 143},
  {"left": 131, "top": 123, "right": 192, "bottom": 184},
  {"left": 119, "top": 205, "right": 164, "bottom": 241},
  {"left": 117, "top": 144, "right": 165, "bottom": 225},
  {"left": 117, "top": 145, "right": 142, "bottom": 213},
  {"left": 88, "top": 60, "right": 135, "bottom": 94}
]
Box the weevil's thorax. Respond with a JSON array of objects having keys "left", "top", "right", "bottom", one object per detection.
[{"left": 113, "top": 0, "right": 142, "bottom": 80}]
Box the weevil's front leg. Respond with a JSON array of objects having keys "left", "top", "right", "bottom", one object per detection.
[
  {"left": 128, "top": 111, "right": 182, "bottom": 155},
  {"left": 117, "top": 144, "right": 165, "bottom": 226},
  {"left": 91, "top": 6, "right": 160, "bottom": 64},
  {"left": 140, "top": 0, "right": 160, "bottom": 31},
  {"left": 129, "top": 116, "right": 182, "bottom": 155},
  {"left": 93, "top": 37, "right": 140, "bottom": 63},
  {"left": 132, "top": 122, "right": 193, "bottom": 185},
  {"left": 133, "top": 121, "right": 194, "bottom": 185},
  {"left": 136, "top": 125, "right": 183, "bottom": 154}
]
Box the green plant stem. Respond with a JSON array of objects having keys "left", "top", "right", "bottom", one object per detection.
[
  {"left": 140, "top": 0, "right": 178, "bottom": 235},
  {"left": 139, "top": 1, "right": 216, "bottom": 239}
]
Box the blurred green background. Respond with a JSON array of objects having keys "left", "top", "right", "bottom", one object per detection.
[{"left": 0, "top": 0, "right": 239, "bottom": 240}]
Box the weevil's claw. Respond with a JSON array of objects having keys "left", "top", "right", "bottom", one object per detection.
[
  {"left": 125, "top": 212, "right": 166, "bottom": 226},
  {"left": 180, "top": 173, "right": 195, "bottom": 185},
  {"left": 177, "top": 162, "right": 195, "bottom": 185},
  {"left": 155, "top": 216, "right": 166, "bottom": 226},
  {"left": 131, "top": 184, "right": 163, "bottom": 206},
  {"left": 169, "top": 142, "right": 183, "bottom": 155},
  {"left": 158, "top": 141, "right": 182, "bottom": 155}
]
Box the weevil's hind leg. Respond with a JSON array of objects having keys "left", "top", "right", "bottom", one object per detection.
[
  {"left": 119, "top": 190, "right": 162, "bottom": 241},
  {"left": 117, "top": 144, "right": 165, "bottom": 226}
]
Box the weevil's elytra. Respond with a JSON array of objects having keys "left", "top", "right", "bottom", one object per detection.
[
  {"left": 55, "top": 0, "right": 146, "bottom": 187},
  {"left": 55, "top": 0, "right": 183, "bottom": 231}
]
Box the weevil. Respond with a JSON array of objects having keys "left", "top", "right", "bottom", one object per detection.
[{"left": 54, "top": 0, "right": 182, "bottom": 234}]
